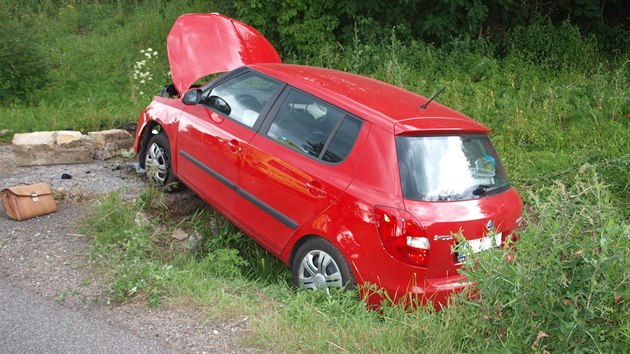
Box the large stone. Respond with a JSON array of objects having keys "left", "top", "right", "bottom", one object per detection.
[
  {"left": 55, "top": 130, "right": 83, "bottom": 145},
  {"left": 12, "top": 131, "right": 55, "bottom": 146},
  {"left": 88, "top": 129, "right": 135, "bottom": 160},
  {"left": 12, "top": 131, "right": 94, "bottom": 166}
]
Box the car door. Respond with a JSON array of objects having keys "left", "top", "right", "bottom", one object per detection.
[
  {"left": 175, "top": 71, "right": 284, "bottom": 218},
  {"left": 237, "top": 89, "right": 365, "bottom": 253}
]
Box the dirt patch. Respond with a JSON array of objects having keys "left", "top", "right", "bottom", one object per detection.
[{"left": 0, "top": 143, "right": 258, "bottom": 353}]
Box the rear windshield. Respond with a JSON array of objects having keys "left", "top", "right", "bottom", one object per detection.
[{"left": 396, "top": 135, "right": 510, "bottom": 201}]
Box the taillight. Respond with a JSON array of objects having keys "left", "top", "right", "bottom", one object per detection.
[{"left": 374, "top": 206, "right": 430, "bottom": 267}]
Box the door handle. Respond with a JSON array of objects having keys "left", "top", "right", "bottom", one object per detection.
[
  {"left": 227, "top": 139, "right": 242, "bottom": 153},
  {"left": 306, "top": 181, "right": 327, "bottom": 197}
]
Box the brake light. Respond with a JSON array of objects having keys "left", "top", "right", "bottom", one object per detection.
[{"left": 374, "top": 206, "right": 430, "bottom": 267}]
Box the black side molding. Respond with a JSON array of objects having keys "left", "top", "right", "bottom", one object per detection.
[{"left": 180, "top": 150, "right": 298, "bottom": 230}]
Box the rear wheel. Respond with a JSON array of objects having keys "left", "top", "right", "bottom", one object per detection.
[
  {"left": 292, "top": 238, "right": 355, "bottom": 294},
  {"left": 144, "top": 133, "right": 178, "bottom": 190}
]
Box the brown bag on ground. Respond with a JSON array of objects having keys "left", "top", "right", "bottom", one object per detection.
[{"left": 1, "top": 183, "right": 58, "bottom": 221}]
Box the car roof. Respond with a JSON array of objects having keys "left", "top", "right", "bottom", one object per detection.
[{"left": 250, "top": 63, "right": 490, "bottom": 134}]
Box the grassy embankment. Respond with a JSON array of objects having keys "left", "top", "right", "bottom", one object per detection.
[{"left": 1, "top": 1, "right": 628, "bottom": 352}]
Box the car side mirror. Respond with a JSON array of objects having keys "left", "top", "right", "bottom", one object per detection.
[
  {"left": 207, "top": 95, "right": 231, "bottom": 116},
  {"left": 182, "top": 89, "right": 202, "bottom": 105}
]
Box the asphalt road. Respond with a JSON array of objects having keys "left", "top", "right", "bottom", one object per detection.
[{"left": 0, "top": 279, "right": 176, "bottom": 354}]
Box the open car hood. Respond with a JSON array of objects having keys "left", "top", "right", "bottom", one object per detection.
[{"left": 167, "top": 13, "right": 282, "bottom": 94}]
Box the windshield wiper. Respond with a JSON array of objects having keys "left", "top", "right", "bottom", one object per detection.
[{"left": 472, "top": 185, "right": 503, "bottom": 196}]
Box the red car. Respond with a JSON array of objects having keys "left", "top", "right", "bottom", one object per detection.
[{"left": 133, "top": 14, "right": 523, "bottom": 307}]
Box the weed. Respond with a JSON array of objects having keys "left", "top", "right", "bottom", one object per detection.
[{"left": 457, "top": 166, "right": 629, "bottom": 352}]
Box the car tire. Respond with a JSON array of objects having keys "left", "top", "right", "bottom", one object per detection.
[
  {"left": 143, "top": 133, "right": 179, "bottom": 190},
  {"left": 292, "top": 238, "right": 355, "bottom": 294}
]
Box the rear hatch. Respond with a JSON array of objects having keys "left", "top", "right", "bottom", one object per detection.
[
  {"left": 167, "top": 13, "right": 282, "bottom": 94},
  {"left": 396, "top": 134, "right": 522, "bottom": 278}
]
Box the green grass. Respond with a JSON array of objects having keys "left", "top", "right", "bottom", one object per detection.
[
  {"left": 86, "top": 174, "right": 629, "bottom": 352},
  {"left": 3, "top": 1, "right": 629, "bottom": 352}
]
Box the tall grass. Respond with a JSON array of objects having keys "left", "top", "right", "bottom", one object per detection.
[
  {"left": 86, "top": 169, "right": 628, "bottom": 352},
  {"left": 0, "top": 0, "right": 216, "bottom": 134}
]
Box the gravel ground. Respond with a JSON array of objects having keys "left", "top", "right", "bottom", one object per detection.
[{"left": 0, "top": 143, "right": 258, "bottom": 353}]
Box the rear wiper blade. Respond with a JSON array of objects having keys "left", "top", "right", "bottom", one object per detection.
[{"left": 472, "top": 185, "right": 503, "bottom": 196}]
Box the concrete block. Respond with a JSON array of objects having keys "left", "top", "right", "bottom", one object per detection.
[
  {"left": 88, "top": 129, "right": 135, "bottom": 160},
  {"left": 55, "top": 130, "right": 83, "bottom": 145},
  {"left": 12, "top": 131, "right": 55, "bottom": 146},
  {"left": 12, "top": 131, "right": 94, "bottom": 166}
]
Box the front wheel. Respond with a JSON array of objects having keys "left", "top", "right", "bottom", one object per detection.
[
  {"left": 292, "top": 238, "right": 355, "bottom": 294},
  {"left": 144, "top": 133, "right": 178, "bottom": 190}
]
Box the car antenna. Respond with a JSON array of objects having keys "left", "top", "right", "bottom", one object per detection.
[{"left": 420, "top": 86, "right": 446, "bottom": 110}]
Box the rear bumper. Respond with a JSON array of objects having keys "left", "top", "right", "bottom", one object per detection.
[{"left": 359, "top": 272, "right": 472, "bottom": 309}]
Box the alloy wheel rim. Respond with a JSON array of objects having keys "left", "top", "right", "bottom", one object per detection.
[
  {"left": 298, "top": 250, "right": 343, "bottom": 294},
  {"left": 145, "top": 142, "right": 168, "bottom": 185}
]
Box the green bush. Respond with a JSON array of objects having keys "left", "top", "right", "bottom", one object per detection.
[
  {"left": 504, "top": 20, "right": 601, "bottom": 71},
  {"left": 459, "top": 166, "right": 629, "bottom": 352},
  {"left": 0, "top": 6, "right": 49, "bottom": 106}
]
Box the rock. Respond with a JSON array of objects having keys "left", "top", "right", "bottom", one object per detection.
[
  {"left": 184, "top": 231, "right": 203, "bottom": 252},
  {"left": 55, "top": 130, "right": 82, "bottom": 145},
  {"left": 10, "top": 128, "right": 137, "bottom": 166},
  {"left": 88, "top": 129, "right": 135, "bottom": 160},
  {"left": 171, "top": 227, "right": 188, "bottom": 241},
  {"left": 12, "top": 131, "right": 55, "bottom": 146},
  {"left": 170, "top": 228, "right": 202, "bottom": 254},
  {"left": 0, "top": 129, "right": 13, "bottom": 137},
  {"left": 12, "top": 131, "right": 94, "bottom": 166}
]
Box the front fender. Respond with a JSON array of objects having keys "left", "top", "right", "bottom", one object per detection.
[{"left": 133, "top": 97, "right": 183, "bottom": 168}]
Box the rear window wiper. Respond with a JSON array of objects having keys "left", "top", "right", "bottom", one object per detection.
[{"left": 472, "top": 185, "right": 503, "bottom": 196}]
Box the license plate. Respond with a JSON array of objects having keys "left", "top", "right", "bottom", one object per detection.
[{"left": 456, "top": 233, "right": 502, "bottom": 263}]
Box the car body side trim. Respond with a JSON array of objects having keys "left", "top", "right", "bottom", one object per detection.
[{"left": 180, "top": 150, "right": 298, "bottom": 230}]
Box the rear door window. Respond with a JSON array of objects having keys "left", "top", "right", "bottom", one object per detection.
[
  {"left": 266, "top": 89, "right": 362, "bottom": 162},
  {"left": 322, "top": 116, "right": 362, "bottom": 163}
]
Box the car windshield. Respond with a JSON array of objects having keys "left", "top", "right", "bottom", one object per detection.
[{"left": 396, "top": 135, "right": 510, "bottom": 201}]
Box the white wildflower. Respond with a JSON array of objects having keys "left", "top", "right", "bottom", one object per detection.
[{"left": 140, "top": 80, "right": 145, "bottom": 84}]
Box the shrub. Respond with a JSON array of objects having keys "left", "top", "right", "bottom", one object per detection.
[
  {"left": 0, "top": 6, "right": 49, "bottom": 105},
  {"left": 459, "top": 166, "right": 629, "bottom": 352},
  {"left": 504, "top": 20, "right": 600, "bottom": 71}
]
